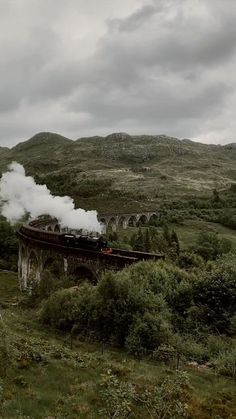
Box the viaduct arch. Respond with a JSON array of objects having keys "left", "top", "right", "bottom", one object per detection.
[{"left": 98, "top": 211, "right": 159, "bottom": 232}]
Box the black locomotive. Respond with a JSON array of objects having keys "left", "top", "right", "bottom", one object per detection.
[
  {"left": 19, "top": 225, "right": 112, "bottom": 254},
  {"left": 62, "top": 233, "right": 112, "bottom": 253}
]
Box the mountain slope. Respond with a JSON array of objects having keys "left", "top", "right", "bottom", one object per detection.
[{"left": 0, "top": 132, "right": 236, "bottom": 212}]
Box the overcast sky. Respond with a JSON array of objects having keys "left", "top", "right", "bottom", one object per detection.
[{"left": 1, "top": 0, "right": 236, "bottom": 146}]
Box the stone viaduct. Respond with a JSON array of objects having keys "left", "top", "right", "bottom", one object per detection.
[
  {"left": 98, "top": 211, "right": 159, "bottom": 232},
  {"left": 35, "top": 211, "right": 159, "bottom": 234},
  {"left": 17, "top": 215, "right": 163, "bottom": 291}
]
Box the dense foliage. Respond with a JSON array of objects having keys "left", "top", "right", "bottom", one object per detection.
[
  {"left": 0, "top": 220, "right": 18, "bottom": 271},
  {"left": 41, "top": 257, "right": 236, "bottom": 373}
]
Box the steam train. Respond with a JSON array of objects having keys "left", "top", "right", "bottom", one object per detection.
[
  {"left": 19, "top": 224, "right": 112, "bottom": 254},
  {"left": 62, "top": 233, "right": 112, "bottom": 253}
]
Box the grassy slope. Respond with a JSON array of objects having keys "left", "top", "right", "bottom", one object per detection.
[
  {"left": 0, "top": 272, "right": 236, "bottom": 418},
  {"left": 173, "top": 220, "right": 236, "bottom": 251},
  {"left": 115, "top": 219, "right": 236, "bottom": 253}
]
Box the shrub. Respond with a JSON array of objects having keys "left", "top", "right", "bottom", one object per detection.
[
  {"left": 0, "top": 319, "right": 11, "bottom": 377},
  {"left": 152, "top": 344, "right": 176, "bottom": 363},
  {"left": 99, "top": 370, "right": 191, "bottom": 419},
  {"left": 206, "top": 335, "right": 234, "bottom": 358},
  {"left": 192, "top": 254, "right": 236, "bottom": 333},
  {"left": 176, "top": 337, "right": 207, "bottom": 363},
  {"left": 95, "top": 269, "right": 172, "bottom": 346},
  {"left": 0, "top": 220, "right": 18, "bottom": 271},
  {"left": 195, "top": 231, "right": 232, "bottom": 261},
  {"left": 229, "top": 315, "right": 236, "bottom": 336},
  {"left": 41, "top": 262, "right": 176, "bottom": 351},
  {"left": 178, "top": 252, "right": 204, "bottom": 269},
  {"left": 211, "top": 347, "right": 236, "bottom": 378},
  {"left": 40, "top": 283, "right": 97, "bottom": 332},
  {"left": 138, "top": 371, "right": 191, "bottom": 418},
  {"left": 99, "top": 370, "right": 136, "bottom": 418},
  {"left": 125, "top": 311, "right": 172, "bottom": 355}
]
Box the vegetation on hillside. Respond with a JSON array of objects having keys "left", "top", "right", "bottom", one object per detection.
[
  {"left": 0, "top": 219, "right": 18, "bottom": 271},
  {"left": 0, "top": 133, "right": 236, "bottom": 417},
  {"left": 0, "top": 272, "right": 236, "bottom": 418},
  {"left": 1, "top": 132, "right": 236, "bottom": 213}
]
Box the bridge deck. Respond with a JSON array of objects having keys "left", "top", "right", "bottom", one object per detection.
[{"left": 18, "top": 224, "right": 164, "bottom": 267}]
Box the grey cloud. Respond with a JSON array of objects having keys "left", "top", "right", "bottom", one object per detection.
[
  {"left": 0, "top": 0, "right": 236, "bottom": 145},
  {"left": 109, "top": 3, "right": 161, "bottom": 32},
  {"left": 98, "top": 4, "right": 236, "bottom": 75},
  {"left": 69, "top": 78, "right": 228, "bottom": 127}
]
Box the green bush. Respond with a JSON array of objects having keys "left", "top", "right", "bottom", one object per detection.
[
  {"left": 152, "top": 344, "right": 176, "bottom": 363},
  {"left": 177, "top": 337, "right": 207, "bottom": 363},
  {"left": 195, "top": 231, "right": 232, "bottom": 261},
  {"left": 99, "top": 370, "right": 191, "bottom": 419},
  {"left": 41, "top": 262, "right": 176, "bottom": 351},
  {"left": 0, "top": 221, "right": 18, "bottom": 271},
  {"left": 178, "top": 252, "right": 204, "bottom": 269},
  {"left": 40, "top": 257, "right": 236, "bottom": 359},
  {"left": 191, "top": 254, "right": 236, "bottom": 333},
  {"left": 99, "top": 370, "right": 136, "bottom": 418},
  {"left": 0, "top": 319, "right": 11, "bottom": 377},
  {"left": 125, "top": 311, "right": 172, "bottom": 355},
  {"left": 211, "top": 347, "right": 236, "bottom": 378},
  {"left": 138, "top": 371, "right": 191, "bottom": 418},
  {"left": 206, "top": 335, "right": 234, "bottom": 358},
  {"left": 40, "top": 283, "right": 96, "bottom": 332}
]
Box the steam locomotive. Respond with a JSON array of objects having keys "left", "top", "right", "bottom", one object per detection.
[
  {"left": 19, "top": 224, "right": 112, "bottom": 254},
  {"left": 61, "top": 233, "right": 112, "bottom": 253}
]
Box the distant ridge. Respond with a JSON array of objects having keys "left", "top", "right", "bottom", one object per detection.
[
  {"left": 11, "top": 132, "right": 73, "bottom": 152},
  {"left": 1, "top": 131, "right": 236, "bottom": 150},
  {"left": 0, "top": 130, "right": 236, "bottom": 214}
]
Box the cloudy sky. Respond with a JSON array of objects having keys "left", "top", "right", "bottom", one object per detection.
[{"left": 1, "top": 0, "right": 236, "bottom": 146}]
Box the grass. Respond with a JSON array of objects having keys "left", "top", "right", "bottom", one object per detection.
[
  {"left": 109, "top": 219, "right": 236, "bottom": 255},
  {"left": 0, "top": 272, "right": 236, "bottom": 418},
  {"left": 0, "top": 271, "right": 19, "bottom": 304},
  {"left": 173, "top": 219, "right": 236, "bottom": 251}
]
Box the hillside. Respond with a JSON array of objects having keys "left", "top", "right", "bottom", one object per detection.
[
  {"left": 0, "top": 132, "right": 236, "bottom": 212},
  {"left": 1, "top": 271, "right": 236, "bottom": 418}
]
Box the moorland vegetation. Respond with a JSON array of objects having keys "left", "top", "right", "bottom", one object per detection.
[{"left": 0, "top": 133, "right": 236, "bottom": 417}]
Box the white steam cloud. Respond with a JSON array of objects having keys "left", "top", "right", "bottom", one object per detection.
[{"left": 0, "top": 162, "right": 102, "bottom": 232}]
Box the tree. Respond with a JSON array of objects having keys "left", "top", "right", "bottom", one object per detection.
[
  {"left": 195, "top": 231, "right": 231, "bottom": 260},
  {"left": 132, "top": 228, "right": 145, "bottom": 251},
  {"left": 144, "top": 228, "right": 151, "bottom": 252},
  {"left": 212, "top": 188, "right": 220, "bottom": 203},
  {"left": 0, "top": 220, "right": 18, "bottom": 270},
  {"left": 170, "top": 230, "right": 180, "bottom": 256},
  {"left": 163, "top": 224, "right": 171, "bottom": 244},
  {"left": 192, "top": 254, "right": 236, "bottom": 333}
]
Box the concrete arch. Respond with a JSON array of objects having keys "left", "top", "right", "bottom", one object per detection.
[
  {"left": 71, "top": 264, "right": 97, "bottom": 285},
  {"left": 149, "top": 213, "right": 158, "bottom": 225},
  {"left": 100, "top": 218, "right": 107, "bottom": 233},
  {"left": 43, "top": 256, "right": 64, "bottom": 277},
  {"left": 20, "top": 244, "right": 27, "bottom": 258},
  {"left": 138, "top": 214, "right": 148, "bottom": 225},
  {"left": 18, "top": 245, "right": 28, "bottom": 290},
  {"left": 28, "top": 250, "right": 40, "bottom": 281},
  {"left": 54, "top": 224, "right": 60, "bottom": 232},
  {"left": 118, "top": 216, "right": 127, "bottom": 229},
  {"left": 107, "top": 217, "right": 117, "bottom": 232},
  {"left": 47, "top": 226, "right": 52, "bottom": 231},
  {"left": 128, "top": 215, "right": 137, "bottom": 227}
]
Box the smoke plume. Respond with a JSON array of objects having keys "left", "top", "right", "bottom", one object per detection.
[{"left": 0, "top": 162, "right": 102, "bottom": 232}]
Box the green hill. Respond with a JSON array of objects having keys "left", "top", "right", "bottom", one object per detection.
[{"left": 0, "top": 132, "right": 236, "bottom": 212}]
